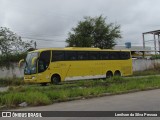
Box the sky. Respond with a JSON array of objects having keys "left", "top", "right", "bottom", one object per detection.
[{"left": 0, "top": 0, "right": 160, "bottom": 49}]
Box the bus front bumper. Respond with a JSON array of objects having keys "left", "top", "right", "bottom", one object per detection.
[{"left": 24, "top": 76, "right": 38, "bottom": 83}]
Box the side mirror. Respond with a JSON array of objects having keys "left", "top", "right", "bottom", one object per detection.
[
  {"left": 31, "top": 57, "right": 38, "bottom": 66},
  {"left": 18, "top": 59, "right": 24, "bottom": 68}
]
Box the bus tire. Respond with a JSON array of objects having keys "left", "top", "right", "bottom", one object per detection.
[
  {"left": 106, "top": 71, "right": 113, "bottom": 78},
  {"left": 114, "top": 70, "right": 121, "bottom": 76},
  {"left": 51, "top": 74, "right": 61, "bottom": 85}
]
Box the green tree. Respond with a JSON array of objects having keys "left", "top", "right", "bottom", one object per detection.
[
  {"left": 66, "top": 15, "right": 122, "bottom": 49},
  {"left": 0, "top": 27, "right": 33, "bottom": 68},
  {"left": 0, "top": 27, "right": 33, "bottom": 55}
]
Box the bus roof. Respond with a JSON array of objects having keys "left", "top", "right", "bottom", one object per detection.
[{"left": 29, "top": 47, "right": 130, "bottom": 53}]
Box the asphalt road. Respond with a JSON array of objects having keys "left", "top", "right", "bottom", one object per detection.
[{"left": 2, "top": 89, "right": 160, "bottom": 120}]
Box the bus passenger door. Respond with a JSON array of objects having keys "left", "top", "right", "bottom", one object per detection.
[{"left": 37, "top": 50, "right": 51, "bottom": 83}]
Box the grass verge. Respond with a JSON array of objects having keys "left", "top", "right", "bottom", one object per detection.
[
  {"left": 0, "top": 76, "right": 160, "bottom": 109},
  {"left": 0, "top": 78, "right": 24, "bottom": 87},
  {"left": 133, "top": 70, "right": 160, "bottom": 76}
]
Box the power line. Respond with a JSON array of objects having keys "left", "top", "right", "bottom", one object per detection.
[
  {"left": 19, "top": 32, "right": 67, "bottom": 38},
  {"left": 20, "top": 34, "right": 67, "bottom": 38},
  {"left": 21, "top": 36, "right": 66, "bottom": 42},
  {"left": 14, "top": 30, "right": 67, "bottom": 38}
]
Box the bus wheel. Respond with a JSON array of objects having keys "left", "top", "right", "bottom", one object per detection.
[
  {"left": 106, "top": 71, "right": 113, "bottom": 78},
  {"left": 114, "top": 70, "right": 121, "bottom": 76},
  {"left": 51, "top": 75, "right": 61, "bottom": 85}
]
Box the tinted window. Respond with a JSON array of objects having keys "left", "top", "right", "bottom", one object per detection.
[
  {"left": 52, "top": 51, "right": 65, "bottom": 61},
  {"left": 65, "top": 51, "right": 77, "bottom": 60},
  {"left": 88, "top": 52, "right": 99, "bottom": 60},
  {"left": 51, "top": 50, "right": 130, "bottom": 61},
  {"left": 120, "top": 52, "right": 130, "bottom": 59},
  {"left": 109, "top": 52, "right": 120, "bottom": 60},
  {"left": 39, "top": 51, "right": 51, "bottom": 63},
  {"left": 101, "top": 52, "right": 110, "bottom": 60},
  {"left": 38, "top": 51, "right": 51, "bottom": 73},
  {"left": 77, "top": 51, "right": 88, "bottom": 60}
]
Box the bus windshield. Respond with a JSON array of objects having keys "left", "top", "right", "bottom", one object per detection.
[{"left": 24, "top": 52, "right": 39, "bottom": 75}]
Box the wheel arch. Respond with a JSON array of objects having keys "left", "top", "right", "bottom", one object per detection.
[
  {"left": 106, "top": 70, "right": 113, "bottom": 77},
  {"left": 114, "top": 70, "right": 121, "bottom": 76},
  {"left": 51, "top": 73, "right": 61, "bottom": 83}
]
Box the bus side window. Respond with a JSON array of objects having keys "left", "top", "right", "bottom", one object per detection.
[
  {"left": 101, "top": 52, "right": 109, "bottom": 60},
  {"left": 65, "top": 51, "right": 77, "bottom": 60},
  {"left": 109, "top": 52, "right": 120, "bottom": 60},
  {"left": 120, "top": 52, "right": 130, "bottom": 59},
  {"left": 88, "top": 52, "right": 99, "bottom": 60},
  {"left": 77, "top": 51, "right": 88, "bottom": 60},
  {"left": 52, "top": 51, "right": 65, "bottom": 61}
]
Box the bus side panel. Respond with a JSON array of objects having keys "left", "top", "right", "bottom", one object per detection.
[
  {"left": 49, "top": 62, "right": 62, "bottom": 81},
  {"left": 102, "top": 60, "right": 116, "bottom": 75},
  {"left": 60, "top": 60, "right": 102, "bottom": 81},
  {"left": 61, "top": 61, "right": 91, "bottom": 79},
  {"left": 121, "top": 59, "right": 133, "bottom": 76},
  {"left": 89, "top": 61, "right": 102, "bottom": 76},
  {"left": 101, "top": 59, "right": 132, "bottom": 76}
]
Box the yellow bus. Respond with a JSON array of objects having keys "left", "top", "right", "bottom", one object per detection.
[{"left": 19, "top": 47, "right": 132, "bottom": 85}]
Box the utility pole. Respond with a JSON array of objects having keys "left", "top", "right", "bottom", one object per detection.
[
  {"left": 154, "top": 34, "right": 156, "bottom": 55},
  {"left": 142, "top": 33, "right": 145, "bottom": 58},
  {"left": 34, "top": 41, "right": 37, "bottom": 49},
  {"left": 158, "top": 35, "right": 160, "bottom": 54}
]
